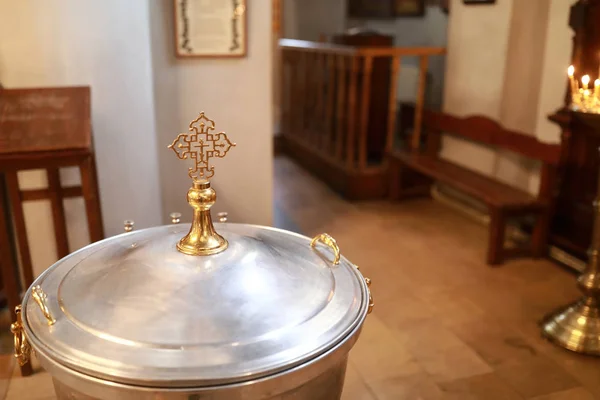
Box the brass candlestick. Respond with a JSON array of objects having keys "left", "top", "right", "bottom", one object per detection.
[
  {"left": 542, "top": 155, "right": 600, "bottom": 355},
  {"left": 168, "top": 112, "right": 235, "bottom": 256}
]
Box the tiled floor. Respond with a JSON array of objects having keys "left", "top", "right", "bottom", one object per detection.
[{"left": 3, "top": 156, "right": 600, "bottom": 399}]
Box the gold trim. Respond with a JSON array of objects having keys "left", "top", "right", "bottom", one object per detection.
[
  {"left": 32, "top": 285, "right": 56, "bottom": 325},
  {"left": 168, "top": 112, "right": 236, "bottom": 182},
  {"left": 355, "top": 266, "right": 374, "bottom": 315},
  {"left": 176, "top": 181, "right": 228, "bottom": 256},
  {"left": 10, "top": 306, "right": 32, "bottom": 366},
  {"left": 365, "top": 277, "right": 374, "bottom": 314},
  {"left": 310, "top": 233, "right": 341, "bottom": 265}
]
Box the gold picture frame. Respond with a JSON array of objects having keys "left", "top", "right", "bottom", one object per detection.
[{"left": 173, "top": 0, "right": 247, "bottom": 58}]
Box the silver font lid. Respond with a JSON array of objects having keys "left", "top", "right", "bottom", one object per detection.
[{"left": 23, "top": 224, "right": 368, "bottom": 387}]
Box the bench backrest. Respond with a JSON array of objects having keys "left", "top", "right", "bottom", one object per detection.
[{"left": 422, "top": 110, "right": 562, "bottom": 165}]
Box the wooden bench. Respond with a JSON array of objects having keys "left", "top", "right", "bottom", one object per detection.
[{"left": 388, "top": 111, "right": 564, "bottom": 265}]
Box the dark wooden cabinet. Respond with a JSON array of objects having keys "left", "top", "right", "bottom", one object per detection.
[
  {"left": 550, "top": 112, "right": 600, "bottom": 259},
  {"left": 549, "top": 0, "right": 600, "bottom": 261}
]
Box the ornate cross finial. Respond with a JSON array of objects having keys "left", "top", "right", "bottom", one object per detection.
[
  {"left": 167, "top": 112, "right": 234, "bottom": 256},
  {"left": 168, "top": 112, "right": 236, "bottom": 182}
]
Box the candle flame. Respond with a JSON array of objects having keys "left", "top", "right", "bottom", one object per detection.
[
  {"left": 582, "top": 75, "right": 591, "bottom": 86},
  {"left": 568, "top": 65, "right": 575, "bottom": 77},
  {"left": 596, "top": 79, "right": 600, "bottom": 87}
]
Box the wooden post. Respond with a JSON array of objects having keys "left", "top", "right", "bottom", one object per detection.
[
  {"left": 80, "top": 156, "right": 104, "bottom": 243},
  {"left": 325, "top": 54, "right": 336, "bottom": 154},
  {"left": 315, "top": 53, "right": 325, "bottom": 148},
  {"left": 385, "top": 56, "right": 401, "bottom": 154},
  {"left": 5, "top": 172, "right": 34, "bottom": 287},
  {"left": 47, "top": 168, "right": 69, "bottom": 258},
  {"left": 412, "top": 55, "right": 429, "bottom": 151},
  {"left": 288, "top": 51, "right": 298, "bottom": 137},
  {"left": 279, "top": 51, "right": 287, "bottom": 135},
  {"left": 296, "top": 52, "right": 307, "bottom": 141},
  {"left": 358, "top": 56, "right": 373, "bottom": 169},
  {"left": 346, "top": 56, "right": 359, "bottom": 169},
  {"left": 302, "top": 52, "right": 313, "bottom": 142},
  {"left": 335, "top": 55, "right": 347, "bottom": 160},
  {"left": 0, "top": 175, "right": 32, "bottom": 376}
]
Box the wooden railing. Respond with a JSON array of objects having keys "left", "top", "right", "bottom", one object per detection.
[{"left": 279, "top": 38, "right": 446, "bottom": 171}]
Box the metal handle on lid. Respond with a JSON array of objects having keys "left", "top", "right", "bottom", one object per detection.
[
  {"left": 365, "top": 277, "right": 374, "bottom": 314},
  {"left": 310, "top": 233, "right": 340, "bottom": 265},
  {"left": 354, "top": 266, "right": 374, "bottom": 315},
  {"left": 10, "top": 305, "right": 32, "bottom": 366},
  {"left": 32, "top": 285, "right": 56, "bottom": 325}
]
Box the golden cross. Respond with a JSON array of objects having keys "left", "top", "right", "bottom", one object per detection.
[{"left": 168, "top": 112, "right": 235, "bottom": 181}]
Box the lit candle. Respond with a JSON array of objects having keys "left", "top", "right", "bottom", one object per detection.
[
  {"left": 595, "top": 79, "right": 600, "bottom": 101},
  {"left": 582, "top": 74, "right": 591, "bottom": 91},
  {"left": 568, "top": 65, "right": 577, "bottom": 97}
]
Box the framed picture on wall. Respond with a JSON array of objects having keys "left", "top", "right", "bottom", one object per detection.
[
  {"left": 394, "top": 0, "right": 425, "bottom": 17},
  {"left": 347, "top": 0, "right": 394, "bottom": 19},
  {"left": 173, "top": 0, "right": 247, "bottom": 58}
]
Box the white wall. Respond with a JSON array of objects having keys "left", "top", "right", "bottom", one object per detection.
[
  {"left": 149, "top": 0, "right": 273, "bottom": 226},
  {"left": 442, "top": 0, "right": 513, "bottom": 177},
  {"left": 441, "top": 0, "right": 573, "bottom": 194},
  {"left": 0, "top": 0, "right": 163, "bottom": 276},
  {"left": 535, "top": 0, "right": 573, "bottom": 144}
]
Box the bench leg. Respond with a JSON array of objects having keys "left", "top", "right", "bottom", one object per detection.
[
  {"left": 487, "top": 208, "right": 506, "bottom": 266},
  {"left": 531, "top": 212, "right": 550, "bottom": 258}
]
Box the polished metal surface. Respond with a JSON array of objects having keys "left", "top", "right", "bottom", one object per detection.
[
  {"left": 36, "top": 317, "right": 362, "bottom": 399},
  {"left": 542, "top": 161, "right": 600, "bottom": 355},
  {"left": 23, "top": 223, "right": 368, "bottom": 387},
  {"left": 16, "top": 113, "right": 369, "bottom": 399}
]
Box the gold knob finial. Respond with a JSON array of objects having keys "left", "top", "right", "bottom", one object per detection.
[
  {"left": 124, "top": 220, "right": 134, "bottom": 232},
  {"left": 170, "top": 212, "right": 182, "bottom": 224},
  {"left": 217, "top": 212, "right": 228, "bottom": 223},
  {"left": 168, "top": 112, "right": 235, "bottom": 256}
]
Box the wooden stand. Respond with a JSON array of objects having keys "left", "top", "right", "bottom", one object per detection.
[{"left": 0, "top": 86, "right": 104, "bottom": 376}]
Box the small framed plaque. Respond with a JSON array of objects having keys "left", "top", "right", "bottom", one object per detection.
[{"left": 174, "top": 0, "right": 247, "bottom": 58}]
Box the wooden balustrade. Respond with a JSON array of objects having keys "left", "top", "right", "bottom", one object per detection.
[{"left": 278, "top": 38, "right": 445, "bottom": 199}]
